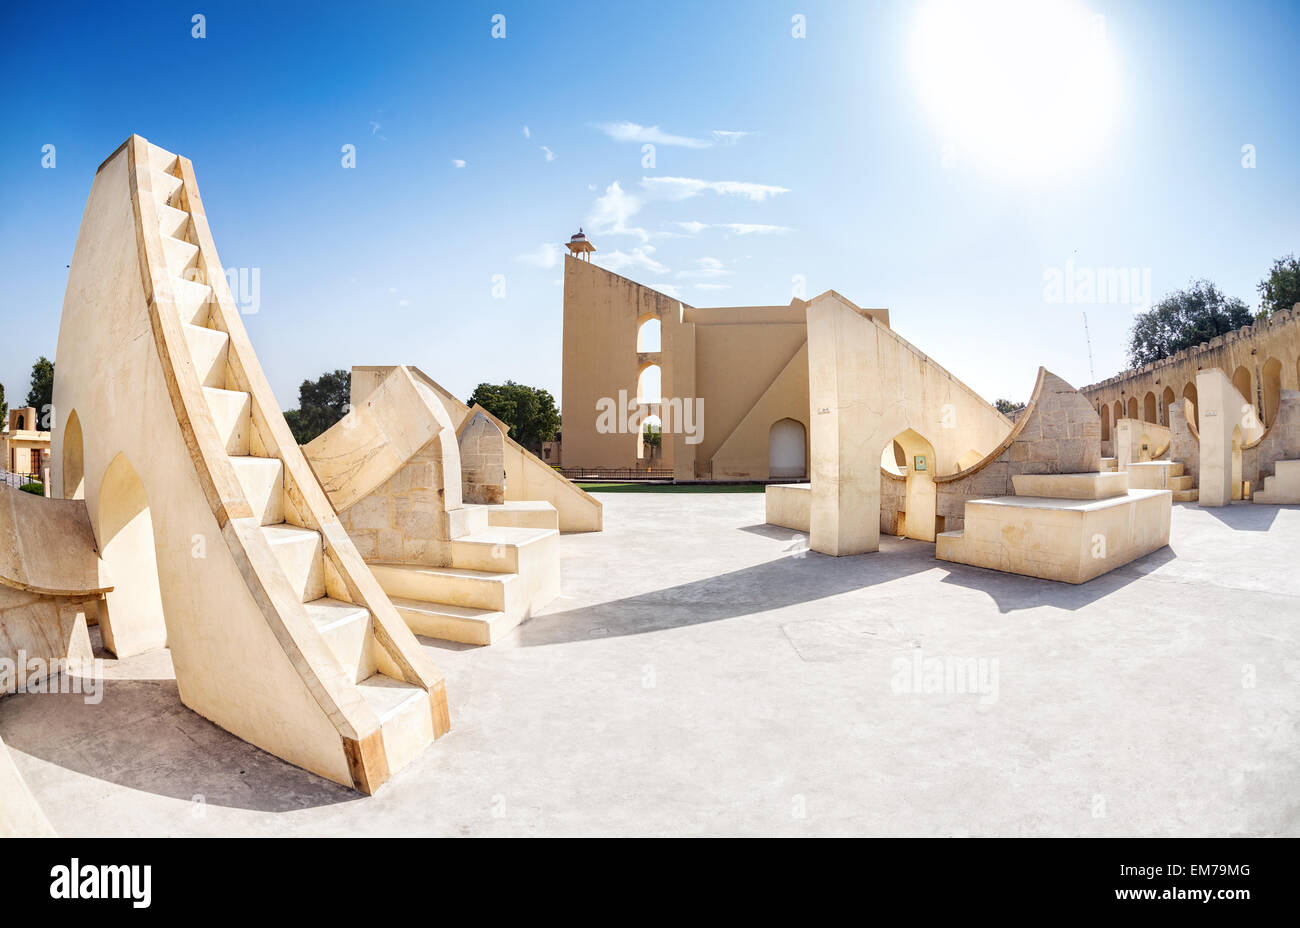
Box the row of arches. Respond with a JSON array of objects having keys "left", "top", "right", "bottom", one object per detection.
[{"left": 1098, "top": 356, "right": 1296, "bottom": 441}]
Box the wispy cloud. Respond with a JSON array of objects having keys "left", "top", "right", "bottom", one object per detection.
[
  {"left": 643, "top": 177, "right": 789, "bottom": 202},
  {"left": 675, "top": 220, "right": 792, "bottom": 235},
  {"left": 522, "top": 125, "right": 531, "bottom": 139},
  {"left": 720, "top": 222, "right": 790, "bottom": 235},
  {"left": 595, "top": 245, "right": 669, "bottom": 275},
  {"left": 517, "top": 242, "right": 561, "bottom": 269},
  {"left": 540, "top": 145, "right": 556, "bottom": 162},
  {"left": 694, "top": 282, "right": 732, "bottom": 291},
  {"left": 589, "top": 177, "right": 788, "bottom": 244},
  {"left": 588, "top": 181, "right": 648, "bottom": 242},
  {"left": 676, "top": 256, "right": 731, "bottom": 280},
  {"left": 370, "top": 120, "right": 387, "bottom": 141},
  {"left": 451, "top": 159, "right": 466, "bottom": 168},
  {"left": 596, "top": 121, "right": 753, "bottom": 150}
]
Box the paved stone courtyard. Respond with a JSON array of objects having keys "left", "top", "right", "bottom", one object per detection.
[{"left": 3, "top": 492, "right": 1297, "bottom": 836}]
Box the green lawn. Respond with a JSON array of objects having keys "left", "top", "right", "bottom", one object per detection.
[{"left": 576, "top": 482, "right": 768, "bottom": 493}]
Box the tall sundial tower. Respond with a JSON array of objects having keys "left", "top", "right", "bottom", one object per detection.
[{"left": 565, "top": 227, "right": 595, "bottom": 261}]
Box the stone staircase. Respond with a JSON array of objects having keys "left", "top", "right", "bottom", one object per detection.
[
  {"left": 1254, "top": 460, "right": 1300, "bottom": 504},
  {"left": 369, "top": 507, "right": 561, "bottom": 646},
  {"left": 151, "top": 143, "right": 439, "bottom": 780},
  {"left": 1123, "top": 459, "right": 1197, "bottom": 502}
]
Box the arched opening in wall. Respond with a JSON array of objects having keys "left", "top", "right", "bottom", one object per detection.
[
  {"left": 1126, "top": 396, "right": 1138, "bottom": 420},
  {"left": 637, "top": 414, "right": 663, "bottom": 463},
  {"left": 460, "top": 412, "right": 506, "bottom": 503},
  {"left": 1137, "top": 431, "right": 1154, "bottom": 462},
  {"left": 1099, "top": 404, "right": 1111, "bottom": 442},
  {"left": 1261, "top": 357, "right": 1282, "bottom": 426},
  {"left": 63, "top": 409, "right": 84, "bottom": 499},
  {"left": 96, "top": 453, "right": 166, "bottom": 657},
  {"left": 1113, "top": 400, "right": 1123, "bottom": 424},
  {"left": 1183, "top": 382, "right": 1199, "bottom": 429},
  {"left": 1143, "top": 391, "right": 1157, "bottom": 423},
  {"left": 1231, "top": 425, "right": 1243, "bottom": 501},
  {"left": 769, "top": 418, "right": 807, "bottom": 478},
  {"left": 636, "top": 363, "right": 661, "bottom": 405},
  {"left": 1232, "top": 365, "right": 1252, "bottom": 409},
  {"left": 881, "top": 428, "right": 938, "bottom": 542},
  {"left": 16, "top": 413, "right": 25, "bottom": 430},
  {"left": 1161, "top": 386, "right": 1175, "bottom": 426},
  {"left": 636, "top": 316, "right": 661, "bottom": 352}
]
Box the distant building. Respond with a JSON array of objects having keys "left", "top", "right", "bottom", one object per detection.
[{"left": 4, "top": 407, "right": 51, "bottom": 478}]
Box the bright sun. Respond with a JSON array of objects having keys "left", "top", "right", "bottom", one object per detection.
[{"left": 912, "top": 0, "right": 1120, "bottom": 174}]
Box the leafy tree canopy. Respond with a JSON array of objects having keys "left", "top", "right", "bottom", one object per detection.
[
  {"left": 1257, "top": 253, "right": 1300, "bottom": 319},
  {"left": 467, "top": 381, "right": 560, "bottom": 452},
  {"left": 284, "top": 369, "right": 351, "bottom": 445},
  {"left": 25, "top": 356, "right": 54, "bottom": 419},
  {"left": 994, "top": 398, "right": 1026, "bottom": 416},
  {"left": 1128, "top": 280, "right": 1251, "bottom": 368}
]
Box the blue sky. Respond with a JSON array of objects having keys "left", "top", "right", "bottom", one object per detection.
[{"left": 1, "top": 0, "right": 1297, "bottom": 416}]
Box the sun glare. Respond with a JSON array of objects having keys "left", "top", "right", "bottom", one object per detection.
[{"left": 912, "top": 0, "right": 1120, "bottom": 174}]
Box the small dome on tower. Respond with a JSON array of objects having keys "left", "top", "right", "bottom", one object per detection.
[{"left": 570, "top": 228, "right": 587, "bottom": 242}]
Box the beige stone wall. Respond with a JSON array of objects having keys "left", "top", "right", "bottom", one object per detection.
[
  {"left": 934, "top": 370, "right": 1101, "bottom": 532},
  {"left": 1082, "top": 307, "right": 1300, "bottom": 432},
  {"left": 337, "top": 437, "right": 454, "bottom": 567},
  {"left": 1244, "top": 390, "right": 1300, "bottom": 490},
  {"left": 0, "top": 586, "right": 95, "bottom": 695},
  {"left": 561, "top": 255, "right": 822, "bottom": 479}
]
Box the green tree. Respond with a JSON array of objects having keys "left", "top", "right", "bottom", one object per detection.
[
  {"left": 25, "top": 356, "right": 54, "bottom": 423},
  {"left": 466, "top": 381, "right": 560, "bottom": 452},
  {"left": 1257, "top": 253, "right": 1300, "bottom": 319},
  {"left": 994, "top": 398, "right": 1025, "bottom": 416},
  {"left": 283, "top": 369, "right": 351, "bottom": 444},
  {"left": 0, "top": 382, "right": 7, "bottom": 427},
  {"left": 1127, "top": 280, "right": 1251, "bottom": 368}
]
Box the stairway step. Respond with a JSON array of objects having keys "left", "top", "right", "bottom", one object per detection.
[
  {"left": 161, "top": 235, "right": 199, "bottom": 278},
  {"left": 203, "top": 387, "right": 250, "bottom": 455},
  {"left": 1166, "top": 461, "right": 1185, "bottom": 477},
  {"left": 152, "top": 169, "right": 184, "bottom": 208},
  {"left": 388, "top": 596, "right": 507, "bottom": 646},
  {"left": 450, "top": 526, "right": 558, "bottom": 573},
  {"left": 370, "top": 562, "right": 516, "bottom": 612},
  {"left": 183, "top": 322, "right": 230, "bottom": 388},
  {"left": 262, "top": 524, "right": 325, "bottom": 603},
  {"left": 1169, "top": 475, "right": 1194, "bottom": 491},
  {"left": 304, "top": 598, "right": 374, "bottom": 683},
  {"left": 157, "top": 203, "right": 191, "bottom": 240},
  {"left": 230, "top": 456, "right": 284, "bottom": 526},
  {"left": 463, "top": 500, "right": 560, "bottom": 531},
  {"left": 357, "top": 675, "right": 434, "bottom": 776},
  {"left": 171, "top": 277, "right": 212, "bottom": 326},
  {"left": 1172, "top": 489, "right": 1199, "bottom": 502}
]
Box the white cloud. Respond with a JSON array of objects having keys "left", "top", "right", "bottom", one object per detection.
[
  {"left": 674, "top": 220, "right": 792, "bottom": 236},
  {"left": 677, "top": 256, "right": 730, "bottom": 280},
  {"left": 651, "top": 282, "right": 684, "bottom": 300},
  {"left": 597, "top": 122, "right": 753, "bottom": 150},
  {"left": 694, "top": 283, "right": 732, "bottom": 291},
  {"left": 641, "top": 176, "right": 789, "bottom": 202},
  {"left": 540, "top": 146, "right": 556, "bottom": 162},
  {"left": 398, "top": 299, "right": 411, "bottom": 306},
  {"left": 595, "top": 245, "right": 669, "bottom": 275},
  {"left": 597, "top": 121, "right": 712, "bottom": 149},
  {"left": 517, "top": 242, "right": 561, "bottom": 269},
  {"left": 587, "top": 181, "right": 648, "bottom": 242},
  {"left": 451, "top": 159, "right": 466, "bottom": 168},
  {"left": 523, "top": 125, "right": 531, "bottom": 139},
  {"left": 720, "top": 222, "right": 791, "bottom": 235}
]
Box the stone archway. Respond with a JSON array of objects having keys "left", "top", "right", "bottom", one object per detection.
[
  {"left": 769, "top": 418, "right": 807, "bottom": 478},
  {"left": 96, "top": 453, "right": 167, "bottom": 657}
]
